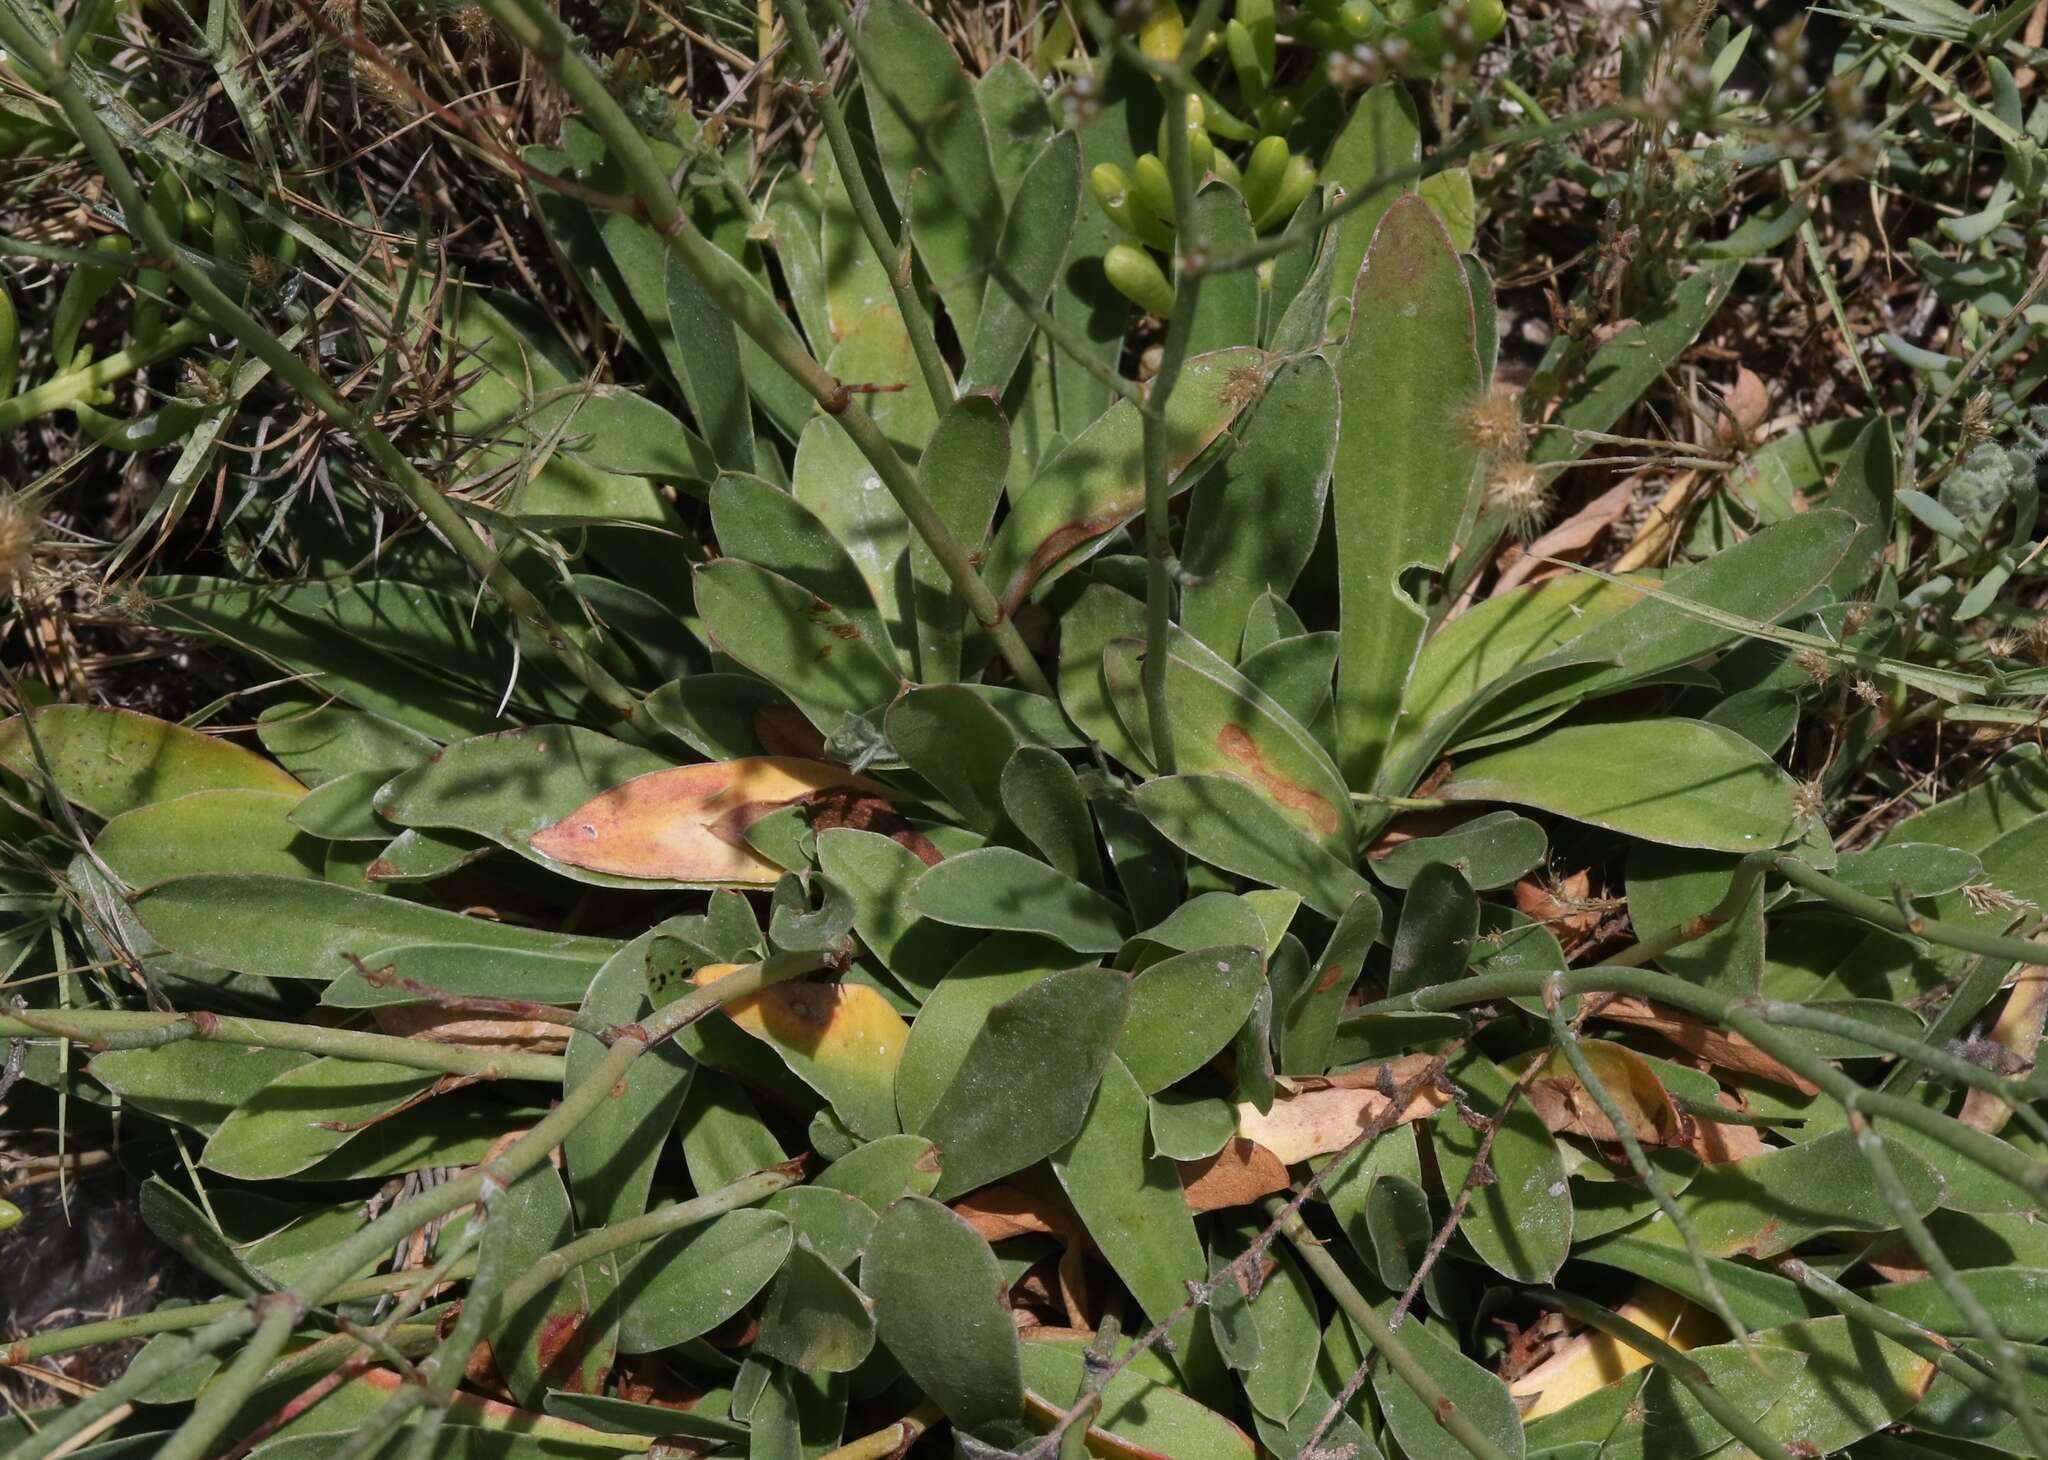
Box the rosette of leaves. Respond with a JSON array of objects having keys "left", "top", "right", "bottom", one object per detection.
[{"left": 4, "top": 3, "right": 2048, "bottom": 1460}]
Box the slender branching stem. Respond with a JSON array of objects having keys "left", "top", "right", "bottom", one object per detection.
[
  {"left": 0, "top": 950, "right": 825, "bottom": 1460},
  {"left": 477, "top": 0, "right": 1054, "bottom": 697},
  {"left": 1363, "top": 969, "right": 2048, "bottom": 1206},
  {"left": 347, "top": 1168, "right": 796, "bottom": 1459},
  {"left": 1, "top": 1262, "right": 479, "bottom": 1367},
  {"left": 770, "top": 0, "right": 953, "bottom": 413},
  {"left": 1134, "top": 0, "right": 1224, "bottom": 775},
  {"left": 1754, "top": 998, "right": 2048, "bottom": 1142},
  {"left": 149, "top": 1298, "right": 301, "bottom": 1460},
  {"left": 0, "top": 1007, "right": 566, "bottom": 1083},
  {"left": 1266, "top": 1199, "right": 1516, "bottom": 1460},
  {"left": 1541, "top": 974, "right": 1749, "bottom": 1348},
  {"left": 1525, "top": 1289, "right": 1795, "bottom": 1460},
  {"left": 1778, "top": 1259, "right": 2004, "bottom": 1398},
  {"left": 1843, "top": 1105, "right": 2048, "bottom": 1457},
  {"left": 1775, "top": 856, "right": 2048, "bottom": 968}
]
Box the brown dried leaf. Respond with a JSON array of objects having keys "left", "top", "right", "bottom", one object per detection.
[
  {"left": 370, "top": 1004, "right": 573, "bottom": 1053},
  {"left": 1715, "top": 367, "right": 1771, "bottom": 447},
  {"left": 1689, "top": 1093, "right": 1770, "bottom": 1164},
  {"left": 1594, "top": 996, "right": 1819, "bottom": 1095},
  {"left": 1176, "top": 1138, "right": 1290, "bottom": 1212},
  {"left": 1513, "top": 870, "right": 1609, "bottom": 946},
  {"left": 753, "top": 706, "right": 826, "bottom": 759},
  {"left": 952, "top": 1182, "right": 1092, "bottom": 1327},
  {"left": 529, "top": 758, "right": 891, "bottom": 883},
  {"left": 805, "top": 785, "right": 943, "bottom": 866},
  {"left": 1488, "top": 478, "right": 1638, "bottom": 596},
  {"left": 1364, "top": 807, "right": 1486, "bottom": 862},
  {"left": 1234, "top": 1056, "right": 1449, "bottom": 1163},
  {"left": 952, "top": 1183, "right": 1078, "bottom": 1243}
]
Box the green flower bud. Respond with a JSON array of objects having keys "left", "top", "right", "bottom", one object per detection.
[
  {"left": 1241, "top": 134, "right": 1291, "bottom": 220},
  {"left": 1104, "top": 243, "right": 1176, "bottom": 318},
  {"left": 1252, "top": 155, "right": 1316, "bottom": 231}
]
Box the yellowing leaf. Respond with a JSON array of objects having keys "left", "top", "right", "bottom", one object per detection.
[
  {"left": 530, "top": 758, "right": 890, "bottom": 884},
  {"left": 1519, "top": 1040, "right": 1683, "bottom": 1146},
  {"left": 692, "top": 963, "right": 910, "bottom": 1138},
  {"left": 1509, "top": 1283, "right": 1716, "bottom": 1421}
]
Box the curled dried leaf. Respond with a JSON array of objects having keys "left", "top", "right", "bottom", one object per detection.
[
  {"left": 1234, "top": 1055, "right": 1449, "bottom": 1163},
  {"left": 1593, "top": 996, "right": 1819, "bottom": 1095},
  {"left": 370, "top": 1004, "right": 573, "bottom": 1053}
]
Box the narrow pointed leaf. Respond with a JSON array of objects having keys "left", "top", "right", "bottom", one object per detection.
[
  {"left": 1332, "top": 194, "right": 1483, "bottom": 790},
  {"left": 1437, "top": 720, "right": 1804, "bottom": 851}
]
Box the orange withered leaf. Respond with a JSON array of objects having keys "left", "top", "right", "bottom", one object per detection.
[{"left": 529, "top": 758, "right": 892, "bottom": 883}]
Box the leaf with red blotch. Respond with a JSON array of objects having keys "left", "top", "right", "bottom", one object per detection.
[{"left": 529, "top": 758, "right": 892, "bottom": 884}]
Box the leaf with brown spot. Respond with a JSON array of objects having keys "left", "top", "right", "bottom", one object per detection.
[
  {"left": 1177, "top": 1138, "right": 1289, "bottom": 1212},
  {"left": 691, "top": 963, "right": 909, "bottom": 1138},
  {"left": 982, "top": 346, "right": 1265, "bottom": 612},
  {"left": 529, "top": 758, "right": 892, "bottom": 885},
  {"left": 1102, "top": 634, "right": 1354, "bottom": 853}
]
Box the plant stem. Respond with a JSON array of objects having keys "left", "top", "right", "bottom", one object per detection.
[
  {"left": 1778, "top": 1259, "right": 2003, "bottom": 1399},
  {"left": 0, "top": 9, "right": 641, "bottom": 723},
  {"left": 1602, "top": 850, "right": 1772, "bottom": 969},
  {"left": 493, "top": 1166, "right": 796, "bottom": 1316},
  {"left": 1752, "top": 998, "right": 2048, "bottom": 1142},
  {"left": 150, "top": 1297, "right": 300, "bottom": 1460},
  {"left": 1525, "top": 1289, "right": 1796, "bottom": 1460},
  {"left": 356, "top": 1168, "right": 795, "bottom": 1459},
  {"left": 1775, "top": 856, "right": 2048, "bottom": 969},
  {"left": 1541, "top": 976, "right": 1749, "bottom": 1347},
  {"left": 772, "top": 0, "right": 953, "bottom": 414},
  {"left": 0, "top": 950, "right": 824, "bottom": 1460},
  {"left": 478, "top": 0, "right": 1055, "bottom": 699},
  {"left": 0, "top": 317, "right": 207, "bottom": 432},
  {"left": 1364, "top": 963, "right": 2048, "bottom": 1205},
  {"left": 1266, "top": 1199, "right": 1515, "bottom": 1460},
  {"left": 1133, "top": 0, "right": 1224, "bottom": 776},
  {"left": 1, "top": 1262, "right": 480, "bottom": 1366},
  {"left": 0, "top": 1008, "right": 566, "bottom": 1083},
  {"left": 1843, "top": 1107, "right": 2048, "bottom": 1457}
]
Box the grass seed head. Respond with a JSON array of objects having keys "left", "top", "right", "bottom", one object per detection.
[{"left": 1484, "top": 462, "right": 1551, "bottom": 542}]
